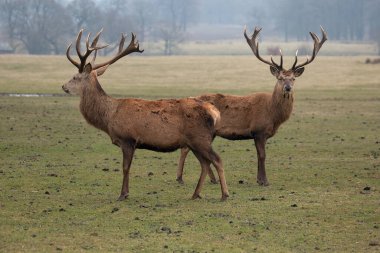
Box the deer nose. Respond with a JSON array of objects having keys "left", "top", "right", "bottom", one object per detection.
[
  {"left": 285, "top": 85, "right": 291, "bottom": 92},
  {"left": 62, "top": 85, "right": 69, "bottom": 93}
]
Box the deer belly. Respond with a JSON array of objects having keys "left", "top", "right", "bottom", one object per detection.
[
  {"left": 216, "top": 124, "right": 253, "bottom": 140},
  {"left": 113, "top": 116, "right": 181, "bottom": 152},
  {"left": 135, "top": 125, "right": 181, "bottom": 152}
]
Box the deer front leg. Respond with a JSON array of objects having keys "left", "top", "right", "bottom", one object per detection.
[
  {"left": 209, "top": 150, "right": 229, "bottom": 201},
  {"left": 254, "top": 136, "right": 269, "bottom": 186},
  {"left": 118, "top": 142, "right": 136, "bottom": 201}
]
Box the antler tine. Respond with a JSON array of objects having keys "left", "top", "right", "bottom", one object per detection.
[
  {"left": 66, "top": 43, "right": 80, "bottom": 69},
  {"left": 291, "top": 50, "right": 299, "bottom": 70},
  {"left": 91, "top": 49, "right": 98, "bottom": 66},
  {"left": 90, "top": 28, "right": 103, "bottom": 48},
  {"left": 85, "top": 32, "right": 91, "bottom": 52},
  {"left": 92, "top": 32, "right": 144, "bottom": 70},
  {"left": 83, "top": 32, "right": 108, "bottom": 59},
  {"left": 270, "top": 49, "right": 283, "bottom": 69},
  {"left": 88, "top": 29, "right": 109, "bottom": 51},
  {"left": 67, "top": 28, "right": 108, "bottom": 72},
  {"left": 88, "top": 30, "right": 107, "bottom": 66},
  {"left": 118, "top": 33, "right": 126, "bottom": 53},
  {"left": 244, "top": 26, "right": 282, "bottom": 70},
  {"left": 292, "top": 26, "right": 327, "bottom": 70},
  {"left": 75, "top": 29, "right": 84, "bottom": 59},
  {"left": 279, "top": 49, "right": 283, "bottom": 68}
]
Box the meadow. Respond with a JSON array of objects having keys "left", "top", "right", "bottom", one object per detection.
[{"left": 0, "top": 54, "right": 379, "bottom": 252}]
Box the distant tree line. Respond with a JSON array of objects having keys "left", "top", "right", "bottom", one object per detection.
[
  {"left": 0, "top": 0, "right": 199, "bottom": 55},
  {"left": 0, "top": 0, "right": 379, "bottom": 55}
]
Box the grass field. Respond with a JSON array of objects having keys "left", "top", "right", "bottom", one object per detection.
[{"left": 0, "top": 55, "right": 379, "bottom": 252}]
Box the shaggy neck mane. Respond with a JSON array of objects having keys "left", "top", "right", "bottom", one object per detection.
[
  {"left": 79, "top": 74, "right": 114, "bottom": 133},
  {"left": 270, "top": 82, "right": 294, "bottom": 127}
]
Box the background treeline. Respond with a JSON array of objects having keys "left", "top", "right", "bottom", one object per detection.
[{"left": 0, "top": 0, "right": 379, "bottom": 55}]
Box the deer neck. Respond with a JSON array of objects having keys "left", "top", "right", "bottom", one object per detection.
[
  {"left": 270, "top": 82, "right": 294, "bottom": 127},
  {"left": 79, "top": 74, "right": 115, "bottom": 133}
]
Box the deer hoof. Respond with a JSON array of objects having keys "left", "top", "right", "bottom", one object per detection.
[
  {"left": 210, "top": 179, "right": 219, "bottom": 184},
  {"left": 117, "top": 194, "right": 129, "bottom": 201},
  {"left": 191, "top": 193, "right": 202, "bottom": 200},
  {"left": 221, "top": 193, "right": 229, "bottom": 201},
  {"left": 257, "top": 179, "right": 269, "bottom": 186},
  {"left": 176, "top": 177, "right": 184, "bottom": 184}
]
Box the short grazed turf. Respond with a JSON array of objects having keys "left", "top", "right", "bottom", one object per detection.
[{"left": 0, "top": 55, "right": 379, "bottom": 252}]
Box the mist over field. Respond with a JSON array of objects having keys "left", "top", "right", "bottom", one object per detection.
[{"left": 0, "top": 0, "right": 380, "bottom": 55}]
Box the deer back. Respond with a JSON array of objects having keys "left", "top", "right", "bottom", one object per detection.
[
  {"left": 197, "top": 93, "right": 274, "bottom": 139},
  {"left": 107, "top": 98, "right": 219, "bottom": 151}
]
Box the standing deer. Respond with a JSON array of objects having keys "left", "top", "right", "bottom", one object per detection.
[
  {"left": 177, "top": 26, "right": 327, "bottom": 186},
  {"left": 62, "top": 29, "right": 229, "bottom": 200}
]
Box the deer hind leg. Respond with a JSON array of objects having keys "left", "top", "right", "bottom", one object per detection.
[
  {"left": 208, "top": 150, "right": 229, "bottom": 200},
  {"left": 192, "top": 145, "right": 229, "bottom": 200},
  {"left": 191, "top": 153, "right": 210, "bottom": 200},
  {"left": 118, "top": 141, "right": 136, "bottom": 201},
  {"left": 254, "top": 136, "right": 269, "bottom": 186},
  {"left": 207, "top": 166, "right": 218, "bottom": 184},
  {"left": 177, "top": 147, "right": 217, "bottom": 185}
]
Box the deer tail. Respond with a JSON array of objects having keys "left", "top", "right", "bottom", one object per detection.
[{"left": 204, "top": 103, "right": 220, "bottom": 126}]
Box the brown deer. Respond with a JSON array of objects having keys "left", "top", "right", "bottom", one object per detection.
[
  {"left": 176, "top": 26, "right": 327, "bottom": 186},
  {"left": 62, "top": 29, "right": 229, "bottom": 201}
]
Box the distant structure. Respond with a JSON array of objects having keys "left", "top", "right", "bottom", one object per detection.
[
  {"left": 365, "top": 58, "right": 380, "bottom": 64},
  {"left": 0, "top": 43, "right": 13, "bottom": 54}
]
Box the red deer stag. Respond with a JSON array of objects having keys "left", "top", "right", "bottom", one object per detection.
[
  {"left": 62, "top": 29, "right": 229, "bottom": 201},
  {"left": 176, "top": 26, "right": 327, "bottom": 186}
]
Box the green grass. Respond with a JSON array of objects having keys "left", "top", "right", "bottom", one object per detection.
[{"left": 0, "top": 55, "right": 379, "bottom": 252}]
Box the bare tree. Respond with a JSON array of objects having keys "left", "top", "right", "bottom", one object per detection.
[
  {"left": 0, "top": 0, "right": 73, "bottom": 54},
  {"left": 154, "top": 0, "right": 189, "bottom": 55},
  {"left": 366, "top": 0, "right": 380, "bottom": 54},
  {"left": 100, "top": 1, "right": 135, "bottom": 55},
  {"left": 37, "top": 1, "right": 73, "bottom": 54},
  {"left": 130, "top": 0, "right": 154, "bottom": 42},
  {"left": 178, "top": 0, "right": 199, "bottom": 31},
  {"left": 157, "top": 25, "right": 184, "bottom": 55},
  {"left": 0, "top": 0, "right": 25, "bottom": 51},
  {"left": 67, "top": 0, "right": 100, "bottom": 31}
]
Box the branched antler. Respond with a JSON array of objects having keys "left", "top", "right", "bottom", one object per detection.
[
  {"left": 66, "top": 29, "right": 108, "bottom": 72},
  {"left": 92, "top": 33, "right": 144, "bottom": 70},
  {"left": 291, "top": 26, "right": 327, "bottom": 70},
  {"left": 244, "top": 26, "right": 283, "bottom": 70},
  {"left": 66, "top": 29, "right": 144, "bottom": 73}
]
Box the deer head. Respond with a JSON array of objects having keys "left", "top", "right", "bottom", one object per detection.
[
  {"left": 62, "top": 29, "right": 143, "bottom": 95},
  {"left": 244, "top": 26, "right": 327, "bottom": 97}
]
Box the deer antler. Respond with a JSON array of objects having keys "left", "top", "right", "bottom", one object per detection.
[
  {"left": 66, "top": 29, "right": 144, "bottom": 72},
  {"left": 244, "top": 26, "right": 283, "bottom": 70},
  {"left": 91, "top": 33, "right": 144, "bottom": 70},
  {"left": 292, "top": 26, "right": 327, "bottom": 70},
  {"left": 66, "top": 29, "right": 108, "bottom": 73}
]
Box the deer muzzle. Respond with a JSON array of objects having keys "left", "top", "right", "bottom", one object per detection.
[{"left": 62, "top": 85, "right": 70, "bottom": 94}]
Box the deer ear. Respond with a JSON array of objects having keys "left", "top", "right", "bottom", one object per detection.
[
  {"left": 95, "top": 65, "right": 109, "bottom": 76},
  {"left": 270, "top": 66, "right": 280, "bottom": 77},
  {"left": 294, "top": 67, "right": 305, "bottom": 77},
  {"left": 83, "top": 63, "right": 93, "bottom": 74}
]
